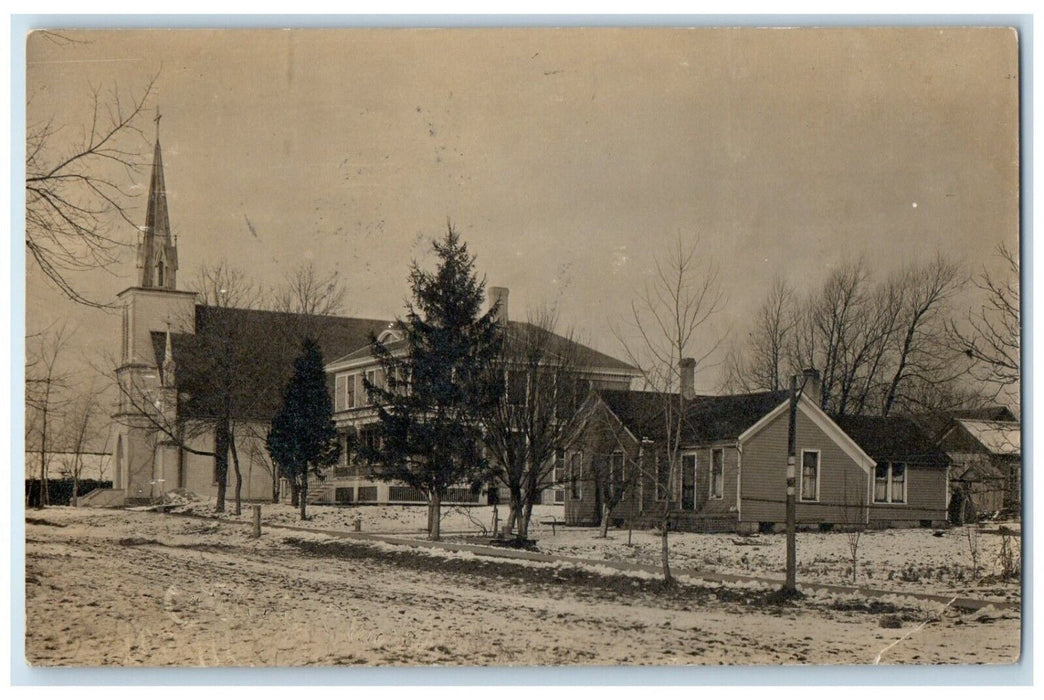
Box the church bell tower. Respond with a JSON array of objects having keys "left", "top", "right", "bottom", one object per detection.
[{"left": 112, "top": 110, "right": 197, "bottom": 504}]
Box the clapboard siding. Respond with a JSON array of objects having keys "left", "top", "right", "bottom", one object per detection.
[
  {"left": 739, "top": 407, "right": 869, "bottom": 525},
  {"left": 867, "top": 464, "right": 948, "bottom": 524}
]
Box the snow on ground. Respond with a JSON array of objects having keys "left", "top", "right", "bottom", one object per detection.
[
  {"left": 25, "top": 508, "right": 1020, "bottom": 667},
  {"left": 172, "top": 497, "right": 563, "bottom": 535},
  {"left": 171, "top": 499, "right": 1020, "bottom": 601},
  {"left": 514, "top": 522, "right": 1022, "bottom": 601}
]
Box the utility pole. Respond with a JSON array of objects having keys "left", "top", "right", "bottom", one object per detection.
[{"left": 784, "top": 374, "right": 799, "bottom": 593}]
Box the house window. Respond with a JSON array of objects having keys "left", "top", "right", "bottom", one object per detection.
[
  {"left": 875, "top": 462, "right": 906, "bottom": 504},
  {"left": 553, "top": 449, "right": 565, "bottom": 504},
  {"left": 346, "top": 373, "right": 358, "bottom": 408},
  {"left": 364, "top": 370, "right": 377, "bottom": 405},
  {"left": 335, "top": 374, "right": 347, "bottom": 411},
  {"left": 800, "top": 450, "right": 820, "bottom": 502},
  {"left": 875, "top": 465, "right": 889, "bottom": 502},
  {"left": 891, "top": 463, "right": 906, "bottom": 504},
  {"left": 655, "top": 454, "right": 669, "bottom": 501},
  {"left": 710, "top": 448, "right": 724, "bottom": 499},
  {"left": 570, "top": 451, "right": 583, "bottom": 500},
  {"left": 507, "top": 370, "right": 528, "bottom": 406},
  {"left": 609, "top": 451, "right": 626, "bottom": 484}
]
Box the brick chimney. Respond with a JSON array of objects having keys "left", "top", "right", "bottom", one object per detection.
[
  {"left": 680, "top": 357, "right": 696, "bottom": 400},
  {"left": 488, "top": 286, "right": 509, "bottom": 324},
  {"left": 801, "top": 367, "right": 822, "bottom": 407}
]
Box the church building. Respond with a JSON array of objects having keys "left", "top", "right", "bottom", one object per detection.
[{"left": 99, "top": 125, "right": 638, "bottom": 508}]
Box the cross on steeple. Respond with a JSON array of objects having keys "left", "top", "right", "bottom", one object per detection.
[{"left": 136, "top": 110, "right": 178, "bottom": 289}]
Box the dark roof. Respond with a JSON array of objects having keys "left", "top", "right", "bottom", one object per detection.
[
  {"left": 833, "top": 415, "right": 949, "bottom": 468},
  {"left": 598, "top": 389, "right": 789, "bottom": 444},
  {"left": 912, "top": 405, "right": 1019, "bottom": 442},
  {"left": 329, "top": 320, "right": 637, "bottom": 373},
  {"left": 153, "top": 305, "right": 389, "bottom": 421}
]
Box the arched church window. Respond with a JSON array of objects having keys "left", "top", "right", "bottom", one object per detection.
[{"left": 157, "top": 260, "right": 165, "bottom": 287}]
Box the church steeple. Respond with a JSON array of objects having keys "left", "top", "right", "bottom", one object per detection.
[{"left": 136, "top": 108, "right": 178, "bottom": 289}]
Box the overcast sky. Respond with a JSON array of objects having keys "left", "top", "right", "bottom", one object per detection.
[{"left": 25, "top": 27, "right": 1019, "bottom": 393}]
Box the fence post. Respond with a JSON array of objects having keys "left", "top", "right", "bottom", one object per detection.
[
  {"left": 354, "top": 518, "right": 362, "bottom": 532},
  {"left": 252, "top": 505, "right": 262, "bottom": 538}
]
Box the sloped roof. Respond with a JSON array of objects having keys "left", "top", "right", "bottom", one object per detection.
[
  {"left": 598, "top": 389, "right": 789, "bottom": 444},
  {"left": 153, "top": 305, "right": 389, "bottom": 421},
  {"left": 833, "top": 414, "right": 950, "bottom": 468},
  {"left": 328, "top": 320, "right": 637, "bottom": 374},
  {"left": 956, "top": 419, "right": 1021, "bottom": 456},
  {"left": 913, "top": 405, "right": 1018, "bottom": 442}
]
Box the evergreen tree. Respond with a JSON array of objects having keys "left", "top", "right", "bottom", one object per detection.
[
  {"left": 364, "top": 224, "right": 503, "bottom": 540},
  {"left": 267, "top": 337, "right": 341, "bottom": 520}
]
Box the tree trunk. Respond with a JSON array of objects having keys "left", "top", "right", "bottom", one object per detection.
[
  {"left": 520, "top": 500, "right": 534, "bottom": 540},
  {"left": 72, "top": 459, "right": 80, "bottom": 508},
  {"left": 214, "top": 422, "right": 229, "bottom": 513},
  {"left": 299, "top": 476, "right": 308, "bottom": 521},
  {"left": 660, "top": 503, "right": 673, "bottom": 585},
  {"left": 599, "top": 501, "right": 611, "bottom": 538},
  {"left": 272, "top": 470, "right": 280, "bottom": 504},
  {"left": 230, "top": 434, "right": 243, "bottom": 516},
  {"left": 290, "top": 482, "right": 300, "bottom": 507},
  {"left": 429, "top": 491, "right": 442, "bottom": 541}
]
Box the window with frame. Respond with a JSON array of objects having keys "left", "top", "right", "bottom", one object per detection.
[
  {"left": 570, "top": 451, "right": 583, "bottom": 500},
  {"left": 507, "top": 370, "right": 528, "bottom": 407},
  {"left": 337, "top": 374, "right": 350, "bottom": 411},
  {"left": 655, "top": 453, "right": 669, "bottom": 501},
  {"left": 875, "top": 462, "right": 906, "bottom": 504},
  {"left": 874, "top": 465, "right": 889, "bottom": 502},
  {"left": 346, "top": 373, "right": 358, "bottom": 408},
  {"left": 609, "top": 451, "right": 626, "bottom": 484},
  {"left": 800, "top": 450, "right": 820, "bottom": 502},
  {"left": 710, "top": 448, "right": 724, "bottom": 499},
  {"left": 553, "top": 449, "right": 565, "bottom": 503},
  {"left": 363, "top": 369, "right": 377, "bottom": 405}
]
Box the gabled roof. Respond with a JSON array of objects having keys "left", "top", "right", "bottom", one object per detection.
[
  {"left": 153, "top": 305, "right": 389, "bottom": 420},
  {"left": 597, "top": 389, "right": 789, "bottom": 444},
  {"left": 954, "top": 419, "right": 1021, "bottom": 456},
  {"left": 327, "top": 320, "right": 637, "bottom": 374},
  {"left": 913, "top": 405, "right": 1018, "bottom": 442},
  {"left": 833, "top": 414, "right": 950, "bottom": 468}
]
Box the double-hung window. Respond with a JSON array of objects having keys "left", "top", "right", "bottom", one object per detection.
[
  {"left": 569, "top": 451, "right": 583, "bottom": 500},
  {"left": 874, "top": 462, "right": 906, "bottom": 504},
  {"left": 655, "top": 454, "right": 669, "bottom": 501},
  {"left": 346, "top": 373, "right": 358, "bottom": 408},
  {"left": 710, "top": 448, "right": 724, "bottom": 499},
  {"left": 800, "top": 450, "right": 820, "bottom": 502}
]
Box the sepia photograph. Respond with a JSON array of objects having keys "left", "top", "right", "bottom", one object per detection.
[{"left": 20, "top": 24, "right": 1022, "bottom": 671}]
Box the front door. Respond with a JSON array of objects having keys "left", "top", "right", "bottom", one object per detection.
[{"left": 681, "top": 453, "right": 696, "bottom": 510}]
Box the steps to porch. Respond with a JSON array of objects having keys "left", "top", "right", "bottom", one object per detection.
[{"left": 76, "top": 488, "right": 127, "bottom": 508}]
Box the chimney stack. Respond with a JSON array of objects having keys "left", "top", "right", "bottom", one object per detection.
[
  {"left": 488, "top": 286, "right": 509, "bottom": 324},
  {"left": 680, "top": 357, "right": 696, "bottom": 400},
  {"left": 801, "top": 367, "right": 822, "bottom": 407}
]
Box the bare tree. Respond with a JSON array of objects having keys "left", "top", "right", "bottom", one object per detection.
[
  {"left": 64, "top": 377, "right": 103, "bottom": 505},
  {"left": 26, "top": 76, "right": 156, "bottom": 307},
  {"left": 880, "top": 255, "right": 967, "bottom": 416},
  {"left": 190, "top": 261, "right": 263, "bottom": 310},
  {"left": 270, "top": 261, "right": 347, "bottom": 317},
  {"left": 25, "top": 322, "right": 74, "bottom": 508},
  {"left": 722, "top": 276, "right": 796, "bottom": 393},
  {"left": 613, "top": 234, "right": 725, "bottom": 584},
  {"left": 949, "top": 243, "right": 1020, "bottom": 394},
  {"left": 729, "top": 255, "right": 969, "bottom": 417},
  {"left": 481, "top": 307, "right": 587, "bottom": 541}
]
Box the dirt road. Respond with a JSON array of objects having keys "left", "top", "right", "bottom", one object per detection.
[{"left": 24, "top": 509, "right": 1021, "bottom": 667}]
